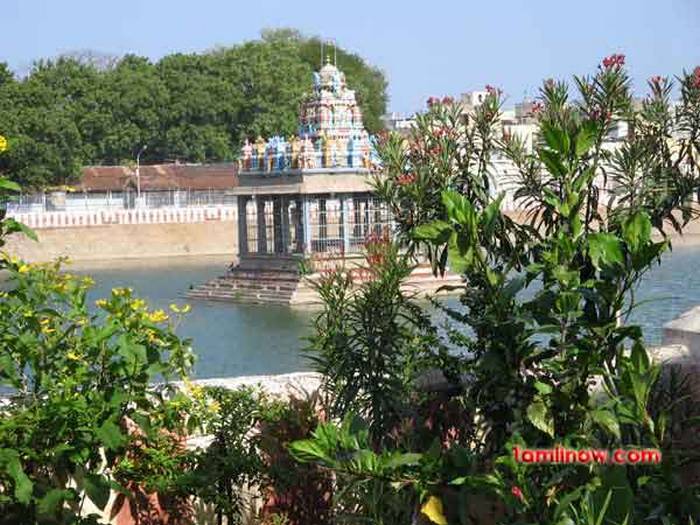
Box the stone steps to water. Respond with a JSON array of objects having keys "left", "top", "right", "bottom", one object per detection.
[{"left": 187, "top": 260, "right": 463, "bottom": 305}]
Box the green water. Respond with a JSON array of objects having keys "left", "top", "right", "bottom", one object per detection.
[
  {"left": 72, "top": 245, "right": 700, "bottom": 379},
  {"left": 74, "top": 256, "right": 314, "bottom": 379}
]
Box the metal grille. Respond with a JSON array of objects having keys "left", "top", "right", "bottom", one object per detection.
[{"left": 3, "top": 189, "right": 237, "bottom": 213}]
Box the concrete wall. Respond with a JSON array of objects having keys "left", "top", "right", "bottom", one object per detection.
[{"left": 5, "top": 220, "right": 238, "bottom": 262}]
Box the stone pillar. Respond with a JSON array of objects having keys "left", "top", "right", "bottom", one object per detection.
[
  {"left": 256, "top": 197, "right": 268, "bottom": 254},
  {"left": 364, "top": 197, "right": 371, "bottom": 237},
  {"left": 237, "top": 196, "right": 248, "bottom": 256},
  {"left": 273, "top": 197, "right": 284, "bottom": 254},
  {"left": 295, "top": 198, "right": 305, "bottom": 253},
  {"left": 281, "top": 197, "right": 291, "bottom": 254},
  {"left": 319, "top": 198, "right": 327, "bottom": 251},
  {"left": 341, "top": 197, "right": 351, "bottom": 254},
  {"left": 303, "top": 198, "right": 312, "bottom": 254}
]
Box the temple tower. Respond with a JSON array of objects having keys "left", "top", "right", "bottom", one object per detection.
[{"left": 188, "top": 61, "right": 457, "bottom": 304}]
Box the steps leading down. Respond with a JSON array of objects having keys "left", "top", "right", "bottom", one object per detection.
[{"left": 187, "top": 256, "right": 462, "bottom": 306}]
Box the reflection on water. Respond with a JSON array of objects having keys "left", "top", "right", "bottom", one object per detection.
[{"left": 72, "top": 245, "right": 700, "bottom": 379}]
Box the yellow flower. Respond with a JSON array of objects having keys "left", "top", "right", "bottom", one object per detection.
[
  {"left": 421, "top": 496, "right": 448, "bottom": 525},
  {"left": 169, "top": 303, "right": 191, "bottom": 314},
  {"left": 0, "top": 135, "right": 7, "bottom": 153},
  {"left": 66, "top": 351, "right": 81, "bottom": 361},
  {"left": 183, "top": 378, "right": 204, "bottom": 400},
  {"left": 42, "top": 326, "right": 55, "bottom": 335},
  {"left": 18, "top": 264, "right": 31, "bottom": 274},
  {"left": 95, "top": 299, "right": 108, "bottom": 308},
  {"left": 208, "top": 400, "right": 221, "bottom": 414},
  {"left": 145, "top": 329, "right": 160, "bottom": 343},
  {"left": 81, "top": 276, "right": 95, "bottom": 287},
  {"left": 130, "top": 298, "right": 146, "bottom": 311},
  {"left": 147, "top": 309, "right": 169, "bottom": 323}
]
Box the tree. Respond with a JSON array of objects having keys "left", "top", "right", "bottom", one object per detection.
[{"left": 0, "top": 29, "right": 389, "bottom": 189}]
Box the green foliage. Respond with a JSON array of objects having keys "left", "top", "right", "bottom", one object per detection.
[
  {"left": 0, "top": 256, "right": 195, "bottom": 524},
  {"left": 293, "top": 58, "right": 700, "bottom": 524},
  {"left": 180, "top": 386, "right": 263, "bottom": 524},
  {"left": 306, "top": 240, "right": 444, "bottom": 446},
  {"left": 0, "top": 29, "right": 387, "bottom": 188},
  {"left": 255, "top": 393, "right": 334, "bottom": 525}
]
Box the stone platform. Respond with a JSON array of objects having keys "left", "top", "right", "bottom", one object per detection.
[{"left": 186, "top": 254, "right": 462, "bottom": 305}]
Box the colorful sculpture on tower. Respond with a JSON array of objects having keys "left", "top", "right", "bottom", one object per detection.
[{"left": 239, "top": 58, "right": 375, "bottom": 173}]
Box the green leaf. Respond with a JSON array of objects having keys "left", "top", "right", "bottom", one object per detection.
[
  {"left": 3, "top": 218, "right": 38, "bottom": 241},
  {"left": 622, "top": 212, "right": 651, "bottom": 252},
  {"left": 83, "top": 474, "right": 111, "bottom": 510},
  {"left": 538, "top": 149, "right": 567, "bottom": 178},
  {"left": 413, "top": 220, "right": 452, "bottom": 244},
  {"left": 441, "top": 190, "right": 475, "bottom": 226},
  {"left": 575, "top": 121, "right": 599, "bottom": 158},
  {"left": 588, "top": 233, "right": 623, "bottom": 268},
  {"left": 527, "top": 397, "right": 554, "bottom": 437},
  {"left": 96, "top": 419, "right": 126, "bottom": 451},
  {"left": 447, "top": 232, "right": 471, "bottom": 274},
  {"left": 590, "top": 409, "right": 621, "bottom": 439},
  {"left": 384, "top": 452, "right": 422, "bottom": 470},
  {"left": 0, "top": 353, "right": 19, "bottom": 386},
  {"left": 0, "top": 178, "right": 21, "bottom": 192},
  {"left": 289, "top": 439, "right": 331, "bottom": 463},
  {"left": 38, "top": 489, "right": 75, "bottom": 517},
  {"left": 0, "top": 449, "right": 33, "bottom": 504},
  {"left": 534, "top": 381, "right": 553, "bottom": 395},
  {"left": 542, "top": 122, "right": 571, "bottom": 156},
  {"left": 630, "top": 341, "right": 650, "bottom": 373}
]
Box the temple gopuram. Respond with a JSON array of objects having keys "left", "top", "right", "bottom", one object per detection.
[{"left": 188, "top": 59, "right": 458, "bottom": 305}]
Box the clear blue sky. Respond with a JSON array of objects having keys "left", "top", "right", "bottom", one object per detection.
[{"left": 3, "top": 0, "right": 699, "bottom": 114}]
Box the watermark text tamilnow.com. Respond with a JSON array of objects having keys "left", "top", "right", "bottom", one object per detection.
[{"left": 513, "top": 446, "right": 661, "bottom": 465}]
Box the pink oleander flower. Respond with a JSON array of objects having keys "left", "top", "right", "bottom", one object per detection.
[
  {"left": 692, "top": 66, "right": 700, "bottom": 89},
  {"left": 602, "top": 53, "right": 625, "bottom": 70},
  {"left": 397, "top": 173, "right": 417, "bottom": 186},
  {"left": 427, "top": 96, "right": 440, "bottom": 108},
  {"left": 441, "top": 96, "right": 454, "bottom": 105},
  {"left": 530, "top": 101, "right": 544, "bottom": 115},
  {"left": 511, "top": 485, "right": 524, "bottom": 502},
  {"left": 485, "top": 84, "right": 502, "bottom": 96}
]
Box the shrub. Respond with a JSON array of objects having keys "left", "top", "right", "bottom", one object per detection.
[
  {"left": 0, "top": 256, "right": 195, "bottom": 524},
  {"left": 292, "top": 58, "right": 700, "bottom": 524}
]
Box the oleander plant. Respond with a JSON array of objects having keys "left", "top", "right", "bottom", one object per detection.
[{"left": 291, "top": 58, "right": 700, "bottom": 524}]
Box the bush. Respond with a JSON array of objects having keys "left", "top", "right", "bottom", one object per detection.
[
  {"left": 292, "top": 58, "right": 700, "bottom": 524},
  {"left": 0, "top": 256, "right": 195, "bottom": 524}
]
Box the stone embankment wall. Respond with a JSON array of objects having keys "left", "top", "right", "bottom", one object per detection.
[
  {"left": 5, "top": 205, "right": 700, "bottom": 264},
  {"left": 5, "top": 207, "right": 238, "bottom": 262}
]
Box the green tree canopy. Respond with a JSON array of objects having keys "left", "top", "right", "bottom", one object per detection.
[{"left": 0, "top": 29, "right": 388, "bottom": 189}]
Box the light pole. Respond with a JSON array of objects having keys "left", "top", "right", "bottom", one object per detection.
[{"left": 136, "top": 144, "right": 147, "bottom": 207}]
